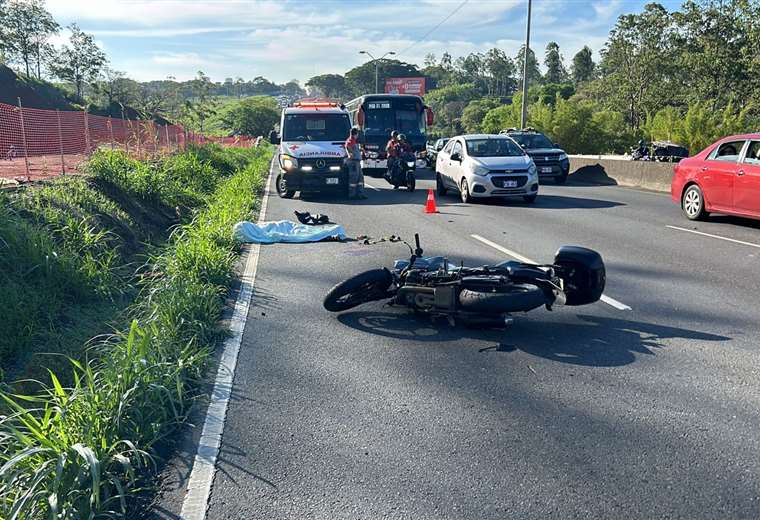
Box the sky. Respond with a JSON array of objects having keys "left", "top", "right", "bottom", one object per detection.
[{"left": 45, "top": 0, "right": 683, "bottom": 84}]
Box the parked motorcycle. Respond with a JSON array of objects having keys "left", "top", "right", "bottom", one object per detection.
[
  {"left": 324, "top": 234, "right": 606, "bottom": 325},
  {"left": 385, "top": 151, "right": 416, "bottom": 191}
]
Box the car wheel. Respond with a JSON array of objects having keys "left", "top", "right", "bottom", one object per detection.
[
  {"left": 682, "top": 184, "right": 707, "bottom": 220},
  {"left": 523, "top": 194, "right": 538, "bottom": 204},
  {"left": 460, "top": 178, "right": 472, "bottom": 203},
  {"left": 276, "top": 174, "right": 295, "bottom": 199},
  {"left": 436, "top": 173, "right": 447, "bottom": 196}
]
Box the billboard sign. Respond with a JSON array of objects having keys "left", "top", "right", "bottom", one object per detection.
[{"left": 384, "top": 77, "right": 426, "bottom": 96}]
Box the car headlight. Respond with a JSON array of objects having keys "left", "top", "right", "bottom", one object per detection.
[
  {"left": 280, "top": 154, "right": 297, "bottom": 170},
  {"left": 472, "top": 164, "right": 490, "bottom": 176},
  {"left": 528, "top": 163, "right": 537, "bottom": 176},
  {"left": 558, "top": 152, "right": 568, "bottom": 162}
]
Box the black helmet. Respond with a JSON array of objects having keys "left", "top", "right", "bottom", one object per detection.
[
  {"left": 391, "top": 130, "right": 398, "bottom": 138},
  {"left": 398, "top": 133, "right": 407, "bottom": 142}
]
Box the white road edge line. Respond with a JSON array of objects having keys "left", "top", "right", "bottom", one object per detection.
[
  {"left": 666, "top": 225, "right": 760, "bottom": 249},
  {"left": 179, "top": 157, "right": 274, "bottom": 520},
  {"left": 470, "top": 234, "right": 632, "bottom": 311}
]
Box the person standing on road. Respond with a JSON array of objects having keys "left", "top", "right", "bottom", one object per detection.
[{"left": 345, "top": 127, "right": 366, "bottom": 200}]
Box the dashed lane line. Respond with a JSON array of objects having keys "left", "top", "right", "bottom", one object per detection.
[
  {"left": 666, "top": 225, "right": 760, "bottom": 250},
  {"left": 470, "top": 234, "right": 632, "bottom": 311}
]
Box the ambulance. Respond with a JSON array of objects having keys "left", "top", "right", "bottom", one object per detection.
[{"left": 269, "top": 100, "right": 352, "bottom": 198}]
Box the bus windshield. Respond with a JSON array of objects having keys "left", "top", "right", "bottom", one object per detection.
[
  {"left": 363, "top": 101, "right": 424, "bottom": 136},
  {"left": 282, "top": 113, "right": 351, "bottom": 141}
]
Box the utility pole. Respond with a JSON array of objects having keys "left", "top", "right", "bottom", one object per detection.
[
  {"left": 520, "top": 0, "right": 532, "bottom": 129},
  {"left": 359, "top": 50, "right": 396, "bottom": 93}
]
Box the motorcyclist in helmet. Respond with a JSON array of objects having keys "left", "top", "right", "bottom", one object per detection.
[{"left": 386, "top": 130, "right": 400, "bottom": 180}]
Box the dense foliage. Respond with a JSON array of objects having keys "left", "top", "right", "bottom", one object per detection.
[{"left": 301, "top": 1, "right": 760, "bottom": 155}]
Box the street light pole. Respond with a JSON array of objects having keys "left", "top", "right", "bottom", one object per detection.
[
  {"left": 520, "top": 0, "right": 532, "bottom": 129},
  {"left": 359, "top": 50, "right": 396, "bottom": 93}
]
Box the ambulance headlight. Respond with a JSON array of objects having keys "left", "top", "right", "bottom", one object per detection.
[{"left": 280, "top": 154, "right": 297, "bottom": 170}]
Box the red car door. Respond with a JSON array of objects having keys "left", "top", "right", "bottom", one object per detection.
[
  {"left": 734, "top": 140, "right": 760, "bottom": 217},
  {"left": 701, "top": 139, "right": 746, "bottom": 211}
]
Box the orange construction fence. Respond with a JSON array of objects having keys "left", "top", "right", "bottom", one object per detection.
[{"left": 0, "top": 99, "right": 257, "bottom": 181}]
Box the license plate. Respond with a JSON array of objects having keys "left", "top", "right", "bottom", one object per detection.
[
  {"left": 540, "top": 167, "right": 553, "bottom": 173},
  {"left": 504, "top": 180, "right": 518, "bottom": 188},
  {"left": 326, "top": 178, "right": 339, "bottom": 185}
]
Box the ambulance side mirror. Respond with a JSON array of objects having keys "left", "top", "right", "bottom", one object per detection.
[{"left": 268, "top": 130, "right": 280, "bottom": 145}]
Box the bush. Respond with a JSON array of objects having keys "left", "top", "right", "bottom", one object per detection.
[{"left": 0, "top": 145, "right": 271, "bottom": 518}]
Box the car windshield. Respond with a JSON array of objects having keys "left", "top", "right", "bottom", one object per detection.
[
  {"left": 283, "top": 113, "right": 351, "bottom": 141},
  {"left": 510, "top": 133, "right": 554, "bottom": 149},
  {"left": 466, "top": 138, "right": 525, "bottom": 157}
]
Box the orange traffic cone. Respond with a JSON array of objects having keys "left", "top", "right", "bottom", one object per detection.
[{"left": 424, "top": 188, "right": 439, "bottom": 213}]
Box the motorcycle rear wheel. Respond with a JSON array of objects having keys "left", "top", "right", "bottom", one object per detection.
[
  {"left": 323, "top": 269, "right": 393, "bottom": 312},
  {"left": 459, "top": 284, "right": 547, "bottom": 313}
]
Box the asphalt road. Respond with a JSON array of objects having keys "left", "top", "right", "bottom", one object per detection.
[{"left": 202, "top": 167, "right": 760, "bottom": 519}]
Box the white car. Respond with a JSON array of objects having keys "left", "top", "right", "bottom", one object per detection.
[{"left": 435, "top": 134, "right": 539, "bottom": 203}]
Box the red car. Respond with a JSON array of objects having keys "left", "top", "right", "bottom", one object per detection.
[{"left": 671, "top": 133, "right": 760, "bottom": 220}]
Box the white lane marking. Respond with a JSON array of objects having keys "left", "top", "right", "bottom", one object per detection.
[
  {"left": 470, "top": 234, "right": 632, "bottom": 311},
  {"left": 666, "top": 225, "right": 760, "bottom": 249},
  {"left": 364, "top": 182, "right": 381, "bottom": 191},
  {"left": 180, "top": 157, "right": 274, "bottom": 520},
  {"left": 599, "top": 295, "right": 632, "bottom": 311},
  {"left": 469, "top": 234, "right": 535, "bottom": 264}
]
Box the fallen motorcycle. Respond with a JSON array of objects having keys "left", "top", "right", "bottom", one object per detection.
[{"left": 324, "top": 235, "right": 606, "bottom": 325}]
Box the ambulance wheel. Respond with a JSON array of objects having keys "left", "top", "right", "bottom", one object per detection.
[{"left": 276, "top": 174, "right": 295, "bottom": 199}]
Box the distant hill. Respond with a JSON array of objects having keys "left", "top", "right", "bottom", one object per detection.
[
  {"left": 0, "top": 65, "right": 172, "bottom": 125},
  {"left": 0, "top": 65, "right": 80, "bottom": 110}
]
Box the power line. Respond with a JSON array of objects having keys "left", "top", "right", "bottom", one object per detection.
[{"left": 396, "top": 0, "right": 470, "bottom": 58}]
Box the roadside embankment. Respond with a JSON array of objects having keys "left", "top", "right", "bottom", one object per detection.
[
  {"left": 569, "top": 155, "right": 676, "bottom": 193},
  {"left": 0, "top": 144, "right": 271, "bottom": 518}
]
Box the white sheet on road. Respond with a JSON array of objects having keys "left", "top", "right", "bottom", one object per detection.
[{"left": 233, "top": 220, "right": 346, "bottom": 244}]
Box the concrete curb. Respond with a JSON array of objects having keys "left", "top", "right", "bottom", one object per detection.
[{"left": 568, "top": 155, "right": 675, "bottom": 193}]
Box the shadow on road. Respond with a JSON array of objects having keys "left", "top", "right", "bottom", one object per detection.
[{"left": 337, "top": 311, "right": 730, "bottom": 367}]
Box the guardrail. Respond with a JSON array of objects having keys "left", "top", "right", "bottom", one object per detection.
[{"left": 568, "top": 155, "right": 676, "bottom": 193}]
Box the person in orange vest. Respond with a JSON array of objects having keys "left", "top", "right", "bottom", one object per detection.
[{"left": 345, "top": 127, "right": 367, "bottom": 199}]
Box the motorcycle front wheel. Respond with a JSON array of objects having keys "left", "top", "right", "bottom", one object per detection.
[
  {"left": 323, "top": 269, "right": 393, "bottom": 312},
  {"left": 459, "top": 284, "right": 548, "bottom": 313},
  {"left": 407, "top": 173, "right": 416, "bottom": 191}
]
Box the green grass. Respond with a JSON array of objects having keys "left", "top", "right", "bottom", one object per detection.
[{"left": 0, "top": 144, "right": 270, "bottom": 518}]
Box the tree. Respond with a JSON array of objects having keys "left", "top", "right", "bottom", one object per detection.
[
  {"left": 93, "top": 67, "right": 140, "bottom": 107},
  {"left": 571, "top": 46, "right": 595, "bottom": 84},
  {"left": 221, "top": 96, "right": 279, "bottom": 137},
  {"left": 544, "top": 42, "right": 568, "bottom": 84},
  {"left": 484, "top": 48, "right": 517, "bottom": 96},
  {"left": 345, "top": 59, "right": 420, "bottom": 96},
  {"left": 516, "top": 45, "right": 541, "bottom": 91},
  {"left": 673, "top": 0, "right": 757, "bottom": 110},
  {"left": 2, "top": 0, "right": 58, "bottom": 77},
  {"left": 183, "top": 70, "right": 218, "bottom": 132},
  {"left": 425, "top": 83, "right": 481, "bottom": 135},
  {"left": 49, "top": 24, "right": 106, "bottom": 99},
  {"left": 461, "top": 97, "right": 502, "bottom": 133},
  {"left": 306, "top": 73, "right": 350, "bottom": 99}
]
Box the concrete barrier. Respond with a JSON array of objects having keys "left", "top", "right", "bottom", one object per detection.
[{"left": 568, "top": 155, "right": 676, "bottom": 193}]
